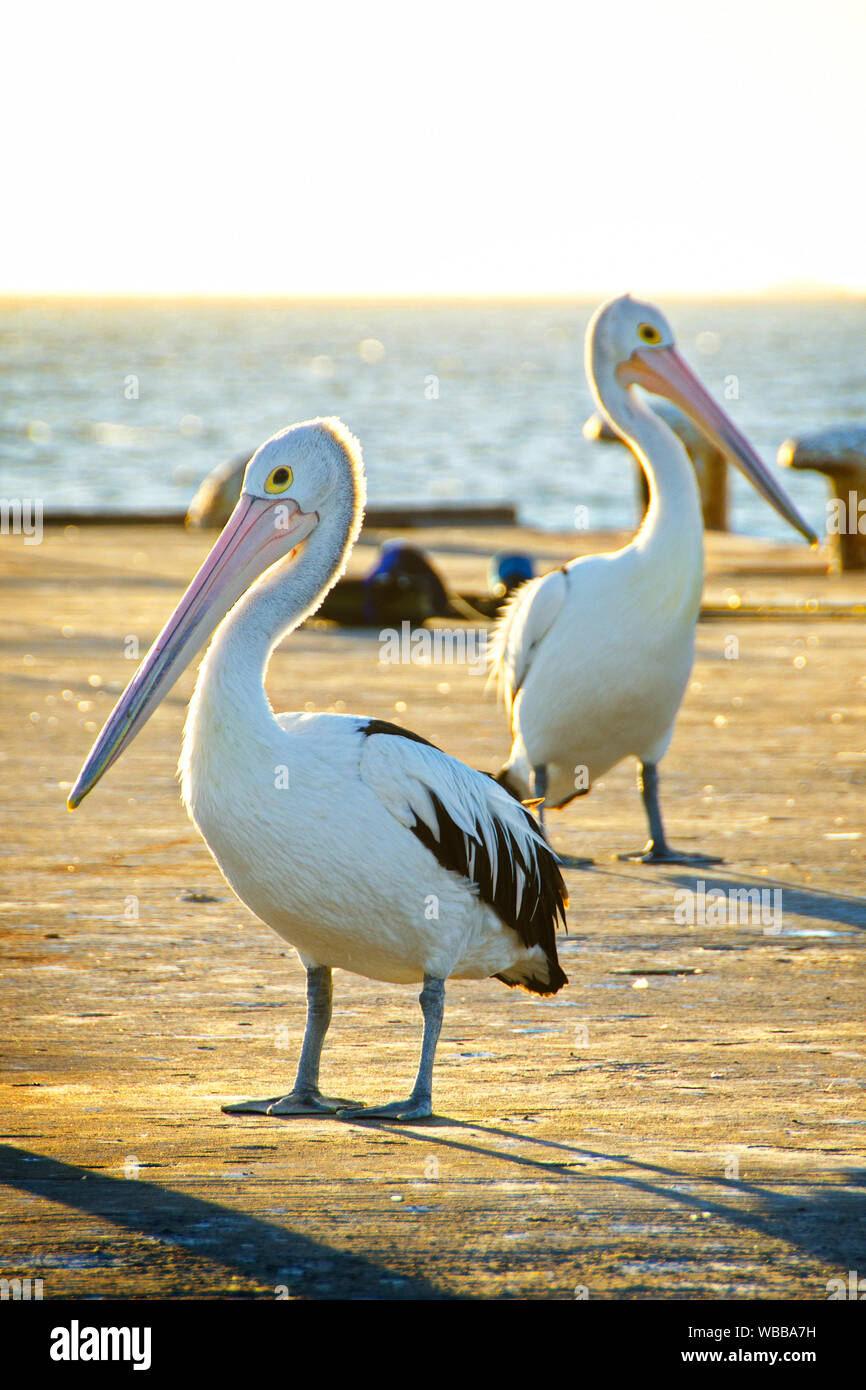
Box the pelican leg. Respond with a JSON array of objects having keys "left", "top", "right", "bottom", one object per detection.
[
  {"left": 338, "top": 975, "right": 445, "bottom": 1122},
  {"left": 535, "top": 763, "right": 595, "bottom": 869},
  {"left": 619, "top": 761, "right": 723, "bottom": 865},
  {"left": 222, "top": 965, "right": 359, "bottom": 1116}
]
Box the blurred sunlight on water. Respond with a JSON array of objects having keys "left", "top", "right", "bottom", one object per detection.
[{"left": 2, "top": 297, "right": 864, "bottom": 539}]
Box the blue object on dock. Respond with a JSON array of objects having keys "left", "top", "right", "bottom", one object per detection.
[{"left": 488, "top": 551, "right": 534, "bottom": 598}]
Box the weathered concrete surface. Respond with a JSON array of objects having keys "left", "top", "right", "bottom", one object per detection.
[{"left": 1, "top": 524, "right": 864, "bottom": 1300}]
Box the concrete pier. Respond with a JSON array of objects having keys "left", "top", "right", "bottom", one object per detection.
[{"left": 1, "top": 522, "right": 863, "bottom": 1299}]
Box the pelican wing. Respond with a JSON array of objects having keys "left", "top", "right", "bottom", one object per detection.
[
  {"left": 487, "top": 568, "right": 568, "bottom": 714},
  {"left": 358, "top": 720, "right": 567, "bottom": 979}
]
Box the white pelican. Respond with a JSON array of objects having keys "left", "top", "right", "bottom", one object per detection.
[
  {"left": 491, "top": 295, "right": 817, "bottom": 863},
  {"left": 69, "top": 420, "right": 568, "bottom": 1120}
]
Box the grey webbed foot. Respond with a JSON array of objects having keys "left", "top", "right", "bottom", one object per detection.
[
  {"left": 336, "top": 1097, "right": 433, "bottom": 1122},
  {"left": 222, "top": 1090, "right": 359, "bottom": 1117},
  {"left": 618, "top": 844, "right": 723, "bottom": 865},
  {"left": 557, "top": 853, "right": 595, "bottom": 869}
]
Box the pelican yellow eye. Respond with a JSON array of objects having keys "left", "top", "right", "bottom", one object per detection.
[
  {"left": 265, "top": 465, "right": 293, "bottom": 494},
  {"left": 638, "top": 322, "right": 662, "bottom": 346}
]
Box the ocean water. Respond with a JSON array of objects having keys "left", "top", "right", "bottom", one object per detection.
[{"left": 1, "top": 297, "right": 864, "bottom": 539}]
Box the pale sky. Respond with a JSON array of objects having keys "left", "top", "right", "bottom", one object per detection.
[{"left": 4, "top": 0, "right": 865, "bottom": 296}]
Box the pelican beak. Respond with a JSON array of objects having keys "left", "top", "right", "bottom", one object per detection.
[
  {"left": 68, "top": 493, "right": 318, "bottom": 809},
  {"left": 618, "top": 346, "right": 818, "bottom": 545}
]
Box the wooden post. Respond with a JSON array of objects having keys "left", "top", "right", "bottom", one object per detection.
[{"left": 778, "top": 428, "right": 866, "bottom": 572}]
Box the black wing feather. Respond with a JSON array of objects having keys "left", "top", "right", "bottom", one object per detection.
[{"left": 360, "top": 718, "right": 568, "bottom": 994}]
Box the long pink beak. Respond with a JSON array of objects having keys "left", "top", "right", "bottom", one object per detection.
[
  {"left": 68, "top": 493, "right": 318, "bottom": 808},
  {"left": 619, "top": 345, "right": 817, "bottom": 545}
]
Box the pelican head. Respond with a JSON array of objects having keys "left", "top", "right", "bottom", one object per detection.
[
  {"left": 586, "top": 294, "right": 817, "bottom": 546},
  {"left": 68, "top": 418, "right": 363, "bottom": 809}
]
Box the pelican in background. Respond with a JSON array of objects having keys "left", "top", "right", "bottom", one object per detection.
[
  {"left": 69, "top": 420, "right": 567, "bottom": 1120},
  {"left": 491, "top": 295, "right": 817, "bottom": 863}
]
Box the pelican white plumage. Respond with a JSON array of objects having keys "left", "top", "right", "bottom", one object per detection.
[
  {"left": 491, "top": 295, "right": 817, "bottom": 863},
  {"left": 69, "top": 419, "right": 568, "bottom": 1120}
]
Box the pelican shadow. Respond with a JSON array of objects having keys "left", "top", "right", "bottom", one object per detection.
[
  {"left": 340, "top": 1119, "right": 866, "bottom": 1277},
  {"left": 662, "top": 870, "right": 866, "bottom": 933},
  {"left": 0, "top": 1144, "right": 452, "bottom": 1300}
]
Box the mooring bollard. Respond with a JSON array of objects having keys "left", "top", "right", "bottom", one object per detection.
[
  {"left": 777, "top": 427, "right": 866, "bottom": 571},
  {"left": 583, "top": 401, "right": 728, "bottom": 531},
  {"left": 186, "top": 452, "right": 253, "bottom": 529}
]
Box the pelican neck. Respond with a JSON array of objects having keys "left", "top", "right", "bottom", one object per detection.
[
  {"left": 603, "top": 383, "right": 704, "bottom": 557},
  {"left": 191, "top": 496, "right": 359, "bottom": 736}
]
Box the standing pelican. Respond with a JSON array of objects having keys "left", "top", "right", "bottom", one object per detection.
[
  {"left": 491, "top": 295, "right": 817, "bottom": 863},
  {"left": 69, "top": 420, "right": 567, "bottom": 1120}
]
